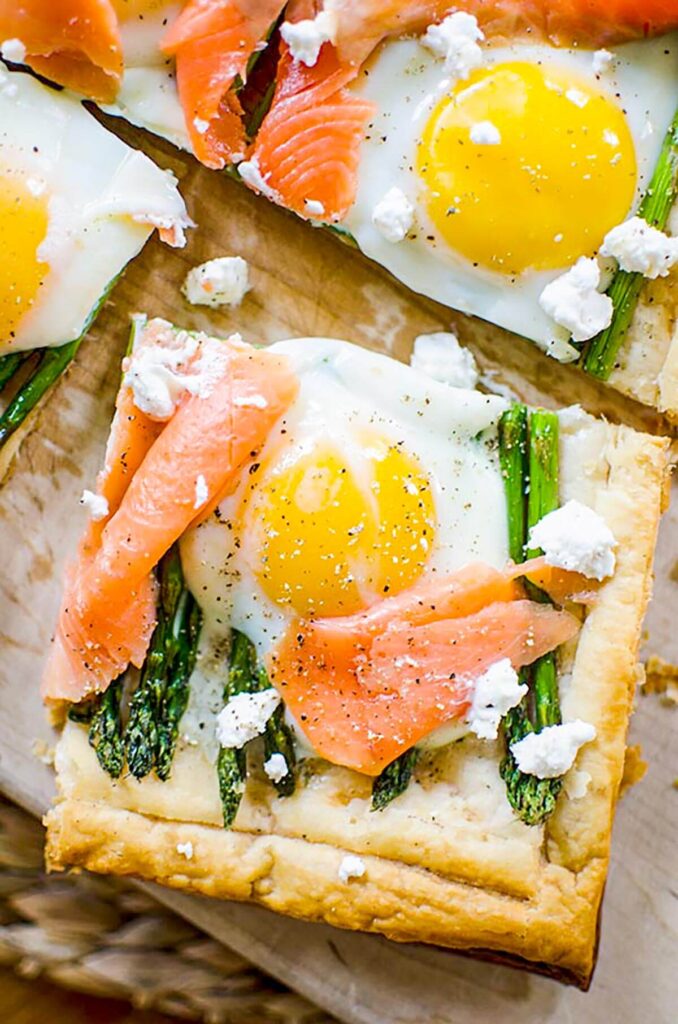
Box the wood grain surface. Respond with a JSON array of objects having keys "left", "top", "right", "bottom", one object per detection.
[{"left": 0, "top": 119, "right": 676, "bottom": 1024}]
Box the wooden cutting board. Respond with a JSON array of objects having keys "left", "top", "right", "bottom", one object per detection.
[{"left": 0, "top": 122, "right": 676, "bottom": 1024}]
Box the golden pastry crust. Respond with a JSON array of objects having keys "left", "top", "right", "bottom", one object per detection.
[{"left": 44, "top": 420, "right": 671, "bottom": 988}]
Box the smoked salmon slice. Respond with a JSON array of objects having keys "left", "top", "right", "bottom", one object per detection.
[
  {"left": 248, "top": 43, "right": 375, "bottom": 220},
  {"left": 42, "top": 321, "right": 299, "bottom": 703},
  {"left": 161, "top": 0, "right": 286, "bottom": 169},
  {"left": 269, "top": 589, "right": 579, "bottom": 775},
  {"left": 0, "top": 0, "right": 123, "bottom": 102}
]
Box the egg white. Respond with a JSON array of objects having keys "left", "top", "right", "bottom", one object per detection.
[
  {"left": 344, "top": 32, "right": 678, "bottom": 359},
  {"left": 104, "top": 1, "right": 191, "bottom": 151},
  {"left": 180, "top": 336, "right": 509, "bottom": 672},
  {"left": 0, "top": 62, "right": 188, "bottom": 355}
]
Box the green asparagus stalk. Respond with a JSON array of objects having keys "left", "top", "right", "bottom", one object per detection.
[
  {"left": 371, "top": 749, "right": 418, "bottom": 811},
  {"left": 125, "top": 547, "right": 197, "bottom": 779},
  {"left": 0, "top": 273, "right": 121, "bottom": 451},
  {"left": 155, "top": 557, "right": 203, "bottom": 781},
  {"left": 498, "top": 407, "right": 563, "bottom": 825},
  {"left": 583, "top": 105, "right": 678, "bottom": 379},
  {"left": 0, "top": 352, "right": 28, "bottom": 391},
  {"left": 258, "top": 664, "right": 296, "bottom": 797},
  {"left": 88, "top": 679, "right": 125, "bottom": 779},
  {"left": 217, "top": 629, "right": 258, "bottom": 827}
]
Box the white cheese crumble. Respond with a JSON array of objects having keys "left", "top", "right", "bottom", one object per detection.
[
  {"left": 510, "top": 720, "right": 596, "bottom": 779},
  {"left": 410, "top": 332, "right": 479, "bottom": 389},
  {"left": 233, "top": 393, "right": 268, "bottom": 409},
  {"left": 538, "top": 257, "right": 613, "bottom": 342},
  {"left": 263, "top": 752, "right": 289, "bottom": 783},
  {"left": 338, "top": 854, "right": 366, "bottom": 883},
  {"left": 182, "top": 256, "right": 250, "bottom": 308},
  {"left": 216, "top": 689, "right": 281, "bottom": 749},
  {"left": 565, "top": 87, "right": 589, "bottom": 109},
  {"left": 529, "top": 499, "right": 617, "bottom": 580},
  {"left": 304, "top": 198, "right": 325, "bottom": 218},
  {"left": 80, "top": 489, "right": 109, "bottom": 521},
  {"left": 238, "top": 157, "right": 280, "bottom": 202},
  {"left": 421, "top": 12, "right": 484, "bottom": 79},
  {"left": 466, "top": 659, "right": 528, "bottom": 740},
  {"left": 124, "top": 338, "right": 198, "bottom": 420},
  {"left": 469, "top": 120, "right": 501, "bottom": 145},
  {"left": 176, "top": 841, "right": 194, "bottom": 859},
  {"left": 592, "top": 49, "right": 614, "bottom": 74},
  {"left": 280, "top": 11, "right": 336, "bottom": 67},
  {"left": 193, "top": 117, "right": 209, "bottom": 134},
  {"left": 1, "top": 38, "right": 26, "bottom": 63},
  {"left": 599, "top": 216, "right": 678, "bottom": 279},
  {"left": 371, "top": 187, "right": 415, "bottom": 243},
  {"left": 194, "top": 474, "right": 208, "bottom": 510}
]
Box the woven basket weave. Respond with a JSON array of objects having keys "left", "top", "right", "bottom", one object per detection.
[{"left": 0, "top": 795, "right": 335, "bottom": 1023}]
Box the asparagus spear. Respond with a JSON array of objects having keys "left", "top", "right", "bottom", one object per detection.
[
  {"left": 583, "top": 105, "right": 678, "bottom": 379},
  {"left": 0, "top": 273, "right": 121, "bottom": 451},
  {"left": 258, "top": 664, "right": 296, "bottom": 798},
  {"left": 0, "top": 352, "right": 28, "bottom": 391},
  {"left": 88, "top": 679, "right": 125, "bottom": 779},
  {"left": 218, "top": 631, "right": 297, "bottom": 825},
  {"left": 217, "top": 629, "right": 258, "bottom": 827},
  {"left": 498, "top": 407, "right": 563, "bottom": 825},
  {"left": 125, "top": 547, "right": 196, "bottom": 779},
  {"left": 371, "top": 749, "right": 418, "bottom": 811}
]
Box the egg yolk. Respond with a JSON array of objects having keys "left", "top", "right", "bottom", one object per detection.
[
  {"left": 243, "top": 434, "right": 436, "bottom": 618},
  {"left": 417, "top": 62, "right": 637, "bottom": 275},
  {"left": 0, "top": 173, "right": 49, "bottom": 344}
]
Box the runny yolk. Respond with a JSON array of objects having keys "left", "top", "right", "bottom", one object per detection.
[
  {"left": 243, "top": 433, "right": 437, "bottom": 618},
  {"left": 0, "top": 173, "right": 49, "bottom": 345},
  {"left": 417, "top": 61, "right": 637, "bottom": 275}
]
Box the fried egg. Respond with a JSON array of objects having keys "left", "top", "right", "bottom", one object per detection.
[
  {"left": 343, "top": 32, "right": 678, "bottom": 359},
  {"left": 0, "top": 60, "right": 190, "bottom": 355},
  {"left": 180, "top": 337, "right": 508, "bottom": 669}
]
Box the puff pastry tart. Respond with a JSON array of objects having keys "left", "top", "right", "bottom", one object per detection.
[
  {"left": 44, "top": 318, "right": 670, "bottom": 987},
  {"left": 4, "top": 3, "right": 678, "bottom": 415}
]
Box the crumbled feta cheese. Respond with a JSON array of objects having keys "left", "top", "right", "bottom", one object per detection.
[
  {"left": 338, "top": 854, "right": 366, "bottom": 883},
  {"left": 592, "top": 49, "right": 614, "bottom": 74},
  {"left": 263, "top": 752, "right": 289, "bottom": 783},
  {"left": 599, "top": 216, "right": 678, "bottom": 279},
  {"left": 421, "top": 12, "right": 484, "bottom": 79},
  {"left": 194, "top": 474, "right": 208, "bottom": 510},
  {"left": 1, "top": 38, "right": 26, "bottom": 63},
  {"left": 216, "top": 689, "right": 281, "bottom": 749},
  {"left": 410, "top": 332, "right": 479, "bottom": 389},
  {"left": 529, "top": 499, "right": 617, "bottom": 580},
  {"left": 233, "top": 393, "right": 268, "bottom": 409},
  {"left": 124, "top": 339, "right": 197, "bottom": 420},
  {"left": 238, "top": 157, "right": 280, "bottom": 202},
  {"left": 564, "top": 768, "right": 592, "bottom": 800},
  {"left": 193, "top": 117, "right": 209, "bottom": 134},
  {"left": 176, "top": 841, "right": 194, "bottom": 859},
  {"left": 182, "top": 256, "right": 250, "bottom": 308},
  {"left": 371, "top": 187, "right": 415, "bottom": 243},
  {"left": 280, "top": 11, "right": 336, "bottom": 67},
  {"left": 304, "top": 198, "right": 325, "bottom": 218},
  {"left": 538, "top": 257, "right": 613, "bottom": 342},
  {"left": 510, "top": 720, "right": 596, "bottom": 779},
  {"left": 80, "top": 489, "right": 109, "bottom": 521},
  {"left": 466, "top": 659, "right": 528, "bottom": 740},
  {"left": 470, "top": 120, "right": 501, "bottom": 145},
  {"left": 565, "top": 87, "right": 588, "bottom": 109}
]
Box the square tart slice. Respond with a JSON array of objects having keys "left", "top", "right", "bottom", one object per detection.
[{"left": 44, "top": 323, "right": 671, "bottom": 988}]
